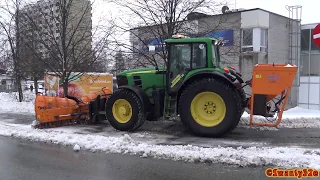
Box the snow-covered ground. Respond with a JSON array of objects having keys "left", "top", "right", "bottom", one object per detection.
[
  {"left": 0, "top": 121, "right": 319, "bottom": 169},
  {"left": 0, "top": 91, "right": 35, "bottom": 114},
  {"left": 1, "top": 92, "right": 320, "bottom": 169},
  {"left": 239, "top": 106, "right": 320, "bottom": 130}
]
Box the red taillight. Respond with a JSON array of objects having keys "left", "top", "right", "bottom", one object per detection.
[
  {"left": 230, "top": 66, "right": 235, "bottom": 70},
  {"left": 223, "top": 68, "right": 229, "bottom": 73}
]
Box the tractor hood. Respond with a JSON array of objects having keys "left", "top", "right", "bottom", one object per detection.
[
  {"left": 117, "top": 67, "right": 166, "bottom": 76},
  {"left": 116, "top": 66, "right": 166, "bottom": 89}
]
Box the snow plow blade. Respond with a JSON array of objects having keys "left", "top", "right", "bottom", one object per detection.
[
  {"left": 247, "top": 64, "right": 298, "bottom": 127},
  {"left": 33, "top": 88, "right": 112, "bottom": 128}
]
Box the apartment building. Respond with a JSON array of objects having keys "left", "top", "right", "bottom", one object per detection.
[{"left": 18, "top": 0, "right": 92, "bottom": 61}]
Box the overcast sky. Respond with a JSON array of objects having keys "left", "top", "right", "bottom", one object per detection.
[
  {"left": 94, "top": 0, "right": 318, "bottom": 25},
  {"left": 235, "top": 0, "right": 316, "bottom": 24}
]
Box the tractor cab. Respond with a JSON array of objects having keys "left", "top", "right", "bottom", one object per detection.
[{"left": 148, "top": 34, "right": 231, "bottom": 95}]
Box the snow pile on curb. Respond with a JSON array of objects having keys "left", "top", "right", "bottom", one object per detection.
[
  {"left": 239, "top": 107, "right": 320, "bottom": 129},
  {"left": 0, "top": 122, "right": 319, "bottom": 170},
  {"left": 0, "top": 92, "right": 35, "bottom": 114}
]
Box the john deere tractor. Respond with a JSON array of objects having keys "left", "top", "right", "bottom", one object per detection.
[{"left": 105, "top": 35, "right": 248, "bottom": 137}]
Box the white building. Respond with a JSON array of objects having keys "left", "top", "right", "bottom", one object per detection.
[
  {"left": 129, "top": 7, "right": 302, "bottom": 108},
  {"left": 298, "top": 22, "right": 320, "bottom": 109}
]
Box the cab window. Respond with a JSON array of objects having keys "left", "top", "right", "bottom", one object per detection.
[
  {"left": 192, "top": 43, "right": 207, "bottom": 69},
  {"left": 170, "top": 44, "right": 191, "bottom": 70}
]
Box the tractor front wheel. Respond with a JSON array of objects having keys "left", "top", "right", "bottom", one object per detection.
[
  {"left": 178, "top": 78, "right": 242, "bottom": 137},
  {"left": 105, "top": 89, "right": 146, "bottom": 131}
]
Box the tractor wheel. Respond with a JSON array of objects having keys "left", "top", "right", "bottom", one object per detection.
[
  {"left": 237, "top": 88, "right": 247, "bottom": 117},
  {"left": 178, "top": 78, "right": 242, "bottom": 137},
  {"left": 105, "top": 89, "right": 146, "bottom": 131},
  {"left": 226, "top": 89, "right": 246, "bottom": 133}
]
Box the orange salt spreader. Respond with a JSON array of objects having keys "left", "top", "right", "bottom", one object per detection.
[
  {"left": 246, "top": 63, "right": 298, "bottom": 127},
  {"left": 33, "top": 87, "right": 112, "bottom": 128}
]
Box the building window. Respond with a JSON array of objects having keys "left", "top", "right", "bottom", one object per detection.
[
  {"left": 260, "top": 28, "right": 268, "bottom": 52},
  {"left": 241, "top": 28, "right": 268, "bottom": 52},
  {"left": 300, "top": 54, "right": 320, "bottom": 76},
  {"left": 260, "top": 29, "right": 267, "bottom": 47},
  {"left": 300, "top": 54, "right": 309, "bottom": 76},
  {"left": 242, "top": 29, "right": 253, "bottom": 46},
  {"left": 192, "top": 43, "right": 207, "bottom": 69},
  {"left": 310, "top": 54, "right": 320, "bottom": 76},
  {"left": 301, "top": 29, "right": 310, "bottom": 51}
]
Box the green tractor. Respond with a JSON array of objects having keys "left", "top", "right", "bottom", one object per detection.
[{"left": 105, "top": 35, "right": 248, "bottom": 137}]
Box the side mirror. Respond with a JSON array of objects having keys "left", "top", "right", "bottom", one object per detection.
[{"left": 149, "top": 45, "right": 156, "bottom": 54}]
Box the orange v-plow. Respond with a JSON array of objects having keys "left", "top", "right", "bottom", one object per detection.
[{"left": 33, "top": 87, "right": 112, "bottom": 129}]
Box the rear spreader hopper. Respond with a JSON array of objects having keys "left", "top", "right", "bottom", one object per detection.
[
  {"left": 247, "top": 63, "right": 298, "bottom": 127},
  {"left": 32, "top": 87, "right": 112, "bottom": 128}
]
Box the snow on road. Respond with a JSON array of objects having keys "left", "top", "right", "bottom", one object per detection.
[
  {"left": 1, "top": 92, "right": 320, "bottom": 169},
  {"left": 0, "top": 121, "right": 319, "bottom": 170}
]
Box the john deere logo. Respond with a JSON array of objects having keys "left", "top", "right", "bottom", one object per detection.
[{"left": 267, "top": 74, "right": 279, "bottom": 83}]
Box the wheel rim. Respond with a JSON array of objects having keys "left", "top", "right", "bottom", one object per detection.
[
  {"left": 190, "top": 91, "right": 226, "bottom": 127},
  {"left": 112, "top": 99, "right": 133, "bottom": 123}
]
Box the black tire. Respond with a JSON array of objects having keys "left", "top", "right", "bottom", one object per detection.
[
  {"left": 105, "top": 89, "right": 146, "bottom": 131},
  {"left": 226, "top": 89, "right": 245, "bottom": 133},
  {"left": 237, "top": 88, "right": 246, "bottom": 117},
  {"left": 178, "top": 78, "right": 242, "bottom": 137}
]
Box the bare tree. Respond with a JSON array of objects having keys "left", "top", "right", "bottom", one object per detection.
[
  {"left": 107, "top": 0, "right": 238, "bottom": 69},
  {"left": 110, "top": 50, "right": 127, "bottom": 75},
  {"left": 0, "top": 0, "right": 25, "bottom": 101},
  {"left": 18, "top": 0, "right": 115, "bottom": 97}
]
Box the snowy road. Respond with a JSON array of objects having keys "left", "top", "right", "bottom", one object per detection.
[
  {"left": 1, "top": 113, "right": 320, "bottom": 149},
  {"left": 1, "top": 92, "right": 320, "bottom": 170},
  {"left": 0, "top": 136, "right": 277, "bottom": 180},
  {"left": 1, "top": 112, "right": 320, "bottom": 170}
]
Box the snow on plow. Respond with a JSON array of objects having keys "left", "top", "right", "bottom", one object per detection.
[
  {"left": 247, "top": 64, "right": 298, "bottom": 127},
  {"left": 33, "top": 87, "right": 112, "bottom": 128}
]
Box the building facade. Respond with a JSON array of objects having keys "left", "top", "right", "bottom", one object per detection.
[
  {"left": 298, "top": 23, "right": 320, "bottom": 109},
  {"left": 18, "top": 0, "right": 92, "bottom": 61},
  {"left": 129, "top": 7, "right": 301, "bottom": 108}
]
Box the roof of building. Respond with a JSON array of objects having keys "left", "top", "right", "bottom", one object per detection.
[
  {"left": 223, "top": 8, "right": 293, "bottom": 20},
  {"left": 301, "top": 22, "right": 320, "bottom": 30},
  {"left": 129, "top": 7, "right": 298, "bottom": 31}
]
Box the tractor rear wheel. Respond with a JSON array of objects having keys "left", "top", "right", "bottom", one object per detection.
[
  {"left": 105, "top": 89, "right": 146, "bottom": 131},
  {"left": 237, "top": 88, "right": 246, "bottom": 117},
  {"left": 178, "top": 78, "right": 242, "bottom": 137},
  {"left": 226, "top": 88, "right": 246, "bottom": 133}
]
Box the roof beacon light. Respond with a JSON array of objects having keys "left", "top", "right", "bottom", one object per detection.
[{"left": 172, "top": 34, "right": 188, "bottom": 39}]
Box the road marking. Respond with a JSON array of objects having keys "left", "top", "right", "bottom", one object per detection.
[{"left": 313, "top": 33, "right": 320, "bottom": 39}]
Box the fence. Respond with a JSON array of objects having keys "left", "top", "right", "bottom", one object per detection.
[{"left": 0, "top": 84, "right": 17, "bottom": 93}]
